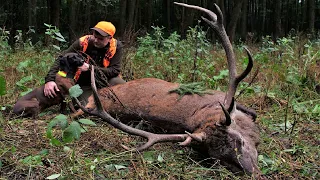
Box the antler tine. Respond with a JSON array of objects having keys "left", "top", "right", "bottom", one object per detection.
[
  {"left": 174, "top": 2, "right": 217, "bottom": 22},
  {"left": 236, "top": 47, "right": 254, "bottom": 83},
  {"left": 224, "top": 47, "right": 254, "bottom": 106},
  {"left": 77, "top": 66, "right": 192, "bottom": 151},
  {"left": 213, "top": 4, "right": 223, "bottom": 25},
  {"left": 199, "top": 3, "right": 224, "bottom": 33},
  {"left": 219, "top": 102, "right": 231, "bottom": 126}
]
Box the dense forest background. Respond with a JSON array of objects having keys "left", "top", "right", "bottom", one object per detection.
[{"left": 1, "top": 0, "right": 320, "bottom": 47}]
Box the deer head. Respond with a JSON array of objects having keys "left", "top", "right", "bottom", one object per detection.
[{"left": 173, "top": 2, "right": 259, "bottom": 175}]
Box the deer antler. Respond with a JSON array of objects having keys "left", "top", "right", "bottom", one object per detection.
[
  {"left": 74, "top": 66, "right": 202, "bottom": 150},
  {"left": 174, "top": 2, "right": 253, "bottom": 110}
]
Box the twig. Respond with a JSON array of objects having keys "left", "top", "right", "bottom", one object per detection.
[{"left": 284, "top": 89, "right": 290, "bottom": 134}]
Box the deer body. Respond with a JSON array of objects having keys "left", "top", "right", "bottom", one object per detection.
[
  {"left": 73, "top": 2, "right": 262, "bottom": 177},
  {"left": 75, "top": 77, "right": 260, "bottom": 175},
  {"left": 86, "top": 78, "right": 227, "bottom": 132}
]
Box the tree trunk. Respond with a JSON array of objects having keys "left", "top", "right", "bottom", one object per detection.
[
  {"left": 308, "top": 0, "right": 315, "bottom": 33},
  {"left": 127, "top": 0, "right": 136, "bottom": 31},
  {"left": 28, "top": 0, "right": 37, "bottom": 28},
  {"left": 261, "top": 0, "right": 267, "bottom": 36},
  {"left": 28, "top": 0, "right": 37, "bottom": 43},
  {"left": 67, "top": 0, "right": 77, "bottom": 43},
  {"left": 48, "top": 0, "right": 60, "bottom": 27},
  {"left": 240, "top": 0, "right": 248, "bottom": 41},
  {"left": 302, "top": 0, "right": 307, "bottom": 30},
  {"left": 226, "top": 0, "right": 244, "bottom": 42},
  {"left": 134, "top": 0, "right": 140, "bottom": 30},
  {"left": 163, "top": 0, "right": 171, "bottom": 31},
  {"left": 147, "top": 0, "right": 153, "bottom": 29},
  {"left": 82, "top": 0, "right": 92, "bottom": 31},
  {"left": 119, "top": 0, "right": 127, "bottom": 36},
  {"left": 7, "top": 0, "right": 17, "bottom": 50},
  {"left": 274, "top": 0, "right": 282, "bottom": 40}
]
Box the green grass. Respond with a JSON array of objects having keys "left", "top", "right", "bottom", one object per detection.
[{"left": 1, "top": 32, "right": 320, "bottom": 179}]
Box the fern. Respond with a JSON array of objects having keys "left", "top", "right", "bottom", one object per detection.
[{"left": 169, "top": 82, "right": 212, "bottom": 100}]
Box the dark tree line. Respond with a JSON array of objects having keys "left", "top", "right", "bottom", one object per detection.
[{"left": 1, "top": 0, "right": 319, "bottom": 47}]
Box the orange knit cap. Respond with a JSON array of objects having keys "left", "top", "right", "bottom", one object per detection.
[{"left": 91, "top": 21, "right": 116, "bottom": 37}]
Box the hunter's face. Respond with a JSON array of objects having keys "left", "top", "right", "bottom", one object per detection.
[{"left": 92, "top": 31, "right": 111, "bottom": 48}]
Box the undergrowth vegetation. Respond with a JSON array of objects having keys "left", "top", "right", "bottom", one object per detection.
[{"left": 0, "top": 26, "right": 319, "bottom": 179}]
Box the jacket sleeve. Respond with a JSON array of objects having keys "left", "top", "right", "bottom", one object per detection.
[
  {"left": 44, "top": 40, "right": 81, "bottom": 83},
  {"left": 96, "top": 40, "right": 123, "bottom": 78}
]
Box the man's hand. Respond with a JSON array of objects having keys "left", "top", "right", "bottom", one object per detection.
[
  {"left": 44, "top": 81, "right": 60, "bottom": 98},
  {"left": 78, "top": 63, "right": 90, "bottom": 72}
]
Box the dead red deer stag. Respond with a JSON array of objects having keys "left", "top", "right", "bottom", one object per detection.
[{"left": 73, "top": 2, "right": 261, "bottom": 176}]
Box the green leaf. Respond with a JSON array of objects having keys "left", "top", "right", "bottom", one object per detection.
[
  {"left": 20, "top": 155, "right": 42, "bottom": 166},
  {"left": 16, "top": 75, "right": 33, "bottom": 89},
  {"left": 157, "top": 154, "right": 164, "bottom": 162},
  {"left": 105, "top": 164, "right": 116, "bottom": 171},
  {"left": 114, "top": 165, "right": 127, "bottom": 170},
  {"left": 312, "top": 104, "right": 320, "bottom": 113},
  {"left": 46, "top": 173, "right": 61, "bottom": 179},
  {"left": 143, "top": 151, "right": 155, "bottom": 163},
  {"left": 54, "top": 32, "right": 66, "bottom": 42},
  {"left": 213, "top": 69, "right": 228, "bottom": 80},
  {"left": 44, "top": 23, "right": 51, "bottom": 28},
  {"left": 176, "top": 150, "right": 184, "bottom": 154},
  {"left": 46, "top": 114, "right": 68, "bottom": 139},
  {"left": 55, "top": 37, "right": 66, "bottom": 42},
  {"left": 258, "top": 154, "right": 274, "bottom": 166},
  {"left": 52, "top": 114, "right": 68, "bottom": 129},
  {"left": 39, "top": 149, "right": 49, "bottom": 156},
  {"left": 50, "top": 138, "right": 62, "bottom": 146},
  {"left": 283, "top": 148, "right": 296, "bottom": 154},
  {"left": 63, "top": 146, "right": 72, "bottom": 153},
  {"left": 47, "top": 114, "right": 68, "bottom": 129},
  {"left": 11, "top": 146, "right": 16, "bottom": 153},
  {"left": 20, "top": 88, "right": 33, "bottom": 96},
  {"left": 0, "top": 76, "right": 6, "bottom": 96},
  {"left": 16, "top": 59, "right": 32, "bottom": 72},
  {"left": 69, "top": 85, "right": 83, "bottom": 98},
  {"left": 78, "top": 119, "right": 96, "bottom": 126},
  {"left": 52, "top": 45, "right": 60, "bottom": 51},
  {"left": 62, "top": 121, "right": 82, "bottom": 143}
]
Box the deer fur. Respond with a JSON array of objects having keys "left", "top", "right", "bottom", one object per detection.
[{"left": 13, "top": 53, "right": 84, "bottom": 118}]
